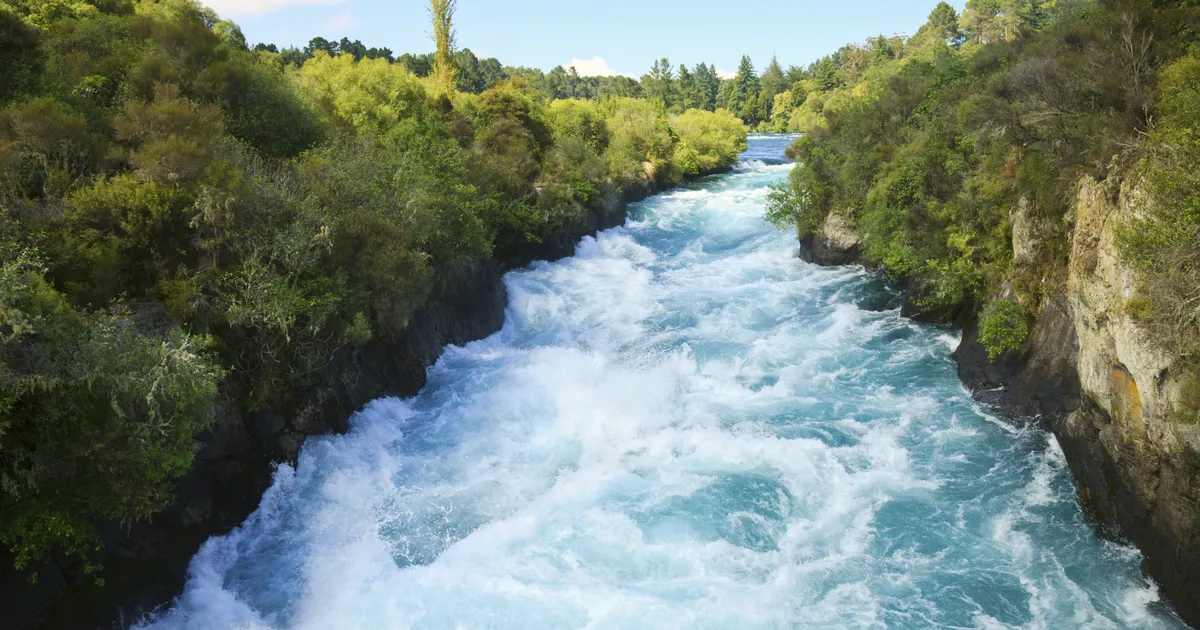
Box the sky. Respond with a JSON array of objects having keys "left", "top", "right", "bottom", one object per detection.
[{"left": 199, "top": 0, "right": 966, "bottom": 78}]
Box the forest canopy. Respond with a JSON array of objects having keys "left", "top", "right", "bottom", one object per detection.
[{"left": 0, "top": 0, "right": 747, "bottom": 578}]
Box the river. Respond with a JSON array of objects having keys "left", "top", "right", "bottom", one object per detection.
[{"left": 142, "top": 135, "right": 1186, "bottom": 629}]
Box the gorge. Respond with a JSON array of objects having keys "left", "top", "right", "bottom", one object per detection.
[
  {"left": 136, "top": 136, "right": 1188, "bottom": 629},
  {"left": 4, "top": 0, "right": 1200, "bottom": 628}
]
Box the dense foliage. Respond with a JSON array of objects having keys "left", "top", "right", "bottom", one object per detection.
[
  {"left": 1120, "top": 43, "right": 1200, "bottom": 369},
  {"left": 978, "top": 299, "right": 1031, "bottom": 360},
  {"left": 767, "top": 0, "right": 1200, "bottom": 369},
  {"left": 0, "top": 0, "right": 746, "bottom": 577}
]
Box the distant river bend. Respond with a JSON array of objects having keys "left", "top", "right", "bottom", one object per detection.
[{"left": 142, "top": 135, "right": 1186, "bottom": 629}]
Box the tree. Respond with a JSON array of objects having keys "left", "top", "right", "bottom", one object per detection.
[
  {"left": 303, "top": 36, "right": 338, "bottom": 57},
  {"left": 429, "top": 0, "right": 457, "bottom": 95},
  {"left": 677, "top": 64, "right": 697, "bottom": 110},
  {"left": 670, "top": 109, "right": 748, "bottom": 175},
  {"left": 338, "top": 37, "right": 368, "bottom": 61},
  {"left": 927, "top": 2, "right": 962, "bottom": 43},
  {"left": 871, "top": 36, "right": 893, "bottom": 63},
  {"left": 213, "top": 20, "right": 247, "bottom": 49},
  {"left": 0, "top": 9, "right": 40, "bottom": 105},
  {"left": 365, "top": 47, "right": 394, "bottom": 62},
  {"left": 454, "top": 48, "right": 483, "bottom": 92},
  {"left": 641, "top": 57, "right": 675, "bottom": 109},
  {"left": 723, "top": 55, "right": 760, "bottom": 119},
  {"left": 812, "top": 55, "right": 841, "bottom": 91},
  {"left": 770, "top": 90, "right": 796, "bottom": 131},
  {"left": 280, "top": 46, "right": 307, "bottom": 67},
  {"left": 693, "top": 63, "right": 720, "bottom": 112},
  {"left": 476, "top": 57, "right": 507, "bottom": 92},
  {"left": 595, "top": 75, "right": 643, "bottom": 100},
  {"left": 399, "top": 52, "right": 434, "bottom": 77},
  {"left": 760, "top": 55, "right": 786, "bottom": 115},
  {"left": 506, "top": 65, "right": 550, "bottom": 97},
  {"left": 547, "top": 65, "right": 580, "bottom": 99}
]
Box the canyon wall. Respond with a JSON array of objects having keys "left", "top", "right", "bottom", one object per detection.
[{"left": 802, "top": 175, "right": 1200, "bottom": 626}]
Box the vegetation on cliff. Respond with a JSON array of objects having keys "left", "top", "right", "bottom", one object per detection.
[
  {"left": 1120, "top": 40, "right": 1200, "bottom": 396},
  {"left": 766, "top": 0, "right": 1200, "bottom": 364},
  {"left": 0, "top": 0, "right": 746, "bottom": 579}
]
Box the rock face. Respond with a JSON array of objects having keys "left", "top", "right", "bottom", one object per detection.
[
  {"left": 1054, "top": 177, "right": 1200, "bottom": 626},
  {"left": 3, "top": 178, "right": 662, "bottom": 630},
  {"left": 801, "top": 180, "right": 1200, "bottom": 627},
  {"left": 954, "top": 177, "right": 1200, "bottom": 627},
  {"left": 800, "top": 209, "right": 860, "bottom": 266}
]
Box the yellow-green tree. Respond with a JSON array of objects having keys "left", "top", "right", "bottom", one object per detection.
[{"left": 429, "top": 0, "right": 457, "bottom": 95}]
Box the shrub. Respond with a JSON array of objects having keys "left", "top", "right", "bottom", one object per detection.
[
  {"left": 1119, "top": 50, "right": 1200, "bottom": 359},
  {"left": 0, "top": 241, "right": 222, "bottom": 574},
  {"left": 600, "top": 97, "right": 675, "bottom": 186},
  {"left": 669, "top": 108, "right": 747, "bottom": 174},
  {"left": 977, "top": 300, "right": 1030, "bottom": 361}
]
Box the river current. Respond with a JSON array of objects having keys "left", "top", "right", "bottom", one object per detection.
[{"left": 143, "top": 135, "right": 1186, "bottom": 629}]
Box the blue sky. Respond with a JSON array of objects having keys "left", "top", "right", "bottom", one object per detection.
[{"left": 201, "top": 0, "right": 965, "bottom": 77}]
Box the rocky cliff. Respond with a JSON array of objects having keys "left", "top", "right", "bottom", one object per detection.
[
  {"left": 2, "top": 178, "right": 662, "bottom": 630},
  {"left": 803, "top": 177, "right": 1200, "bottom": 627},
  {"left": 1053, "top": 177, "right": 1200, "bottom": 626}
]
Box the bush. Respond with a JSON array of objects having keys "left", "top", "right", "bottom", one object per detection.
[
  {"left": 294, "top": 52, "right": 428, "bottom": 134},
  {"left": 0, "top": 240, "right": 222, "bottom": 574},
  {"left": 1119, "top": 50, "right": 1200, "bottom": 359},
  {"left": 669, "top": 108, "right": 747, "bottom": 175},
  {"left": 600, "top": 97, "right": 675, "bottom": 186},
  {"left": 978, "top": 300, "right": 1030, "bottom": 361}
]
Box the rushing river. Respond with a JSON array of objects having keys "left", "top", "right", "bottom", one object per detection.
[{"left": 144, "top": 135, "right": 1186, "bottom": 629}]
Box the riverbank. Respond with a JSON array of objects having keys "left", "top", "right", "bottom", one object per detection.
[
  {"left": 2, "top": 173, "right": 678, "bottom": 630},
  {"left": 798, "top": 180, "right": 1200, "bottom": 628}
]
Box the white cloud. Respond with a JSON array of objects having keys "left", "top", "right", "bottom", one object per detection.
[
  {"left": 329, "top": 9, "right": 357, "bottom": 30},
  {"left": 565, "top": 57, "right": 632, "bottom": 78},
  {"left": 716, "top": 69, "right": 736, "bottom": 80},
  {"left": 199, "top": 0, "right": 346, "bottom": 18}
]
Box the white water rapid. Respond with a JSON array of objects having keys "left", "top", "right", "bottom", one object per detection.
[{"left": 141, "top": 135, "right": 1187, "bottom": 630}]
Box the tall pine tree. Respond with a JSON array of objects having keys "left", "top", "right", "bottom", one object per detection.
[{"left": 723, "top": 55, "right": 760, "bottom": 119}]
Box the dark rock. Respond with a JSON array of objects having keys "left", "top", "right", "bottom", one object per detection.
[
  {"left": 249, "top": 411, "right": 286, "bottom": 440},
  {"left": 952, "top": 291, "right": 1081, "bottom": 416},
  {"left": 1048, "top": 398, "right": 1200, "bottom": 627},
  {"left": 899, "top": 277, "right": 965, "bottom": 325}
]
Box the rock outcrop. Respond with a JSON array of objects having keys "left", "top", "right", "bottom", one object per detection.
[{"left": 800, "top": 209, "right": 860, "bottom": 266}]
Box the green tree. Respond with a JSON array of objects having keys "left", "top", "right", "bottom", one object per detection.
[
  {"left": 641, "top": 58, "right": 676, "bottom": 109},
  {"left": 0, "top": 237, "right": 223, "bottom": 573},
  {"left": 677, "top": 64, "right": 697, "bottom": 110},
  {"left": 670, "top": 109, "right": 747, "bottom": 176},
  {"left": 760, "top": 55, "right": 786, "bottom": 116},
  {"left": 693, "top": 63, "right": 720, "bottom": 112},
  {"left": 812, "top": 56, "right": 841, "bottom": 91},
  {"left": 871, "top": 35, "right": 895, "bottom": 62},
  {"left": 914, "top": 2, "right": 962, "bottom": 47},
  {"left": 722, "top": 55, "right": 760, "bottom": 120},
  {"left": 429, "top": 0, "right": 457, "bottom": 95},
  {"left": 303, "top": 36, "right": 338, "bottom": 57}
]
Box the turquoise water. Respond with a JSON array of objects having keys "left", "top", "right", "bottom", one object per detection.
[{"left": 143, "top": 135, "right": 1186, "bottom": 629}]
